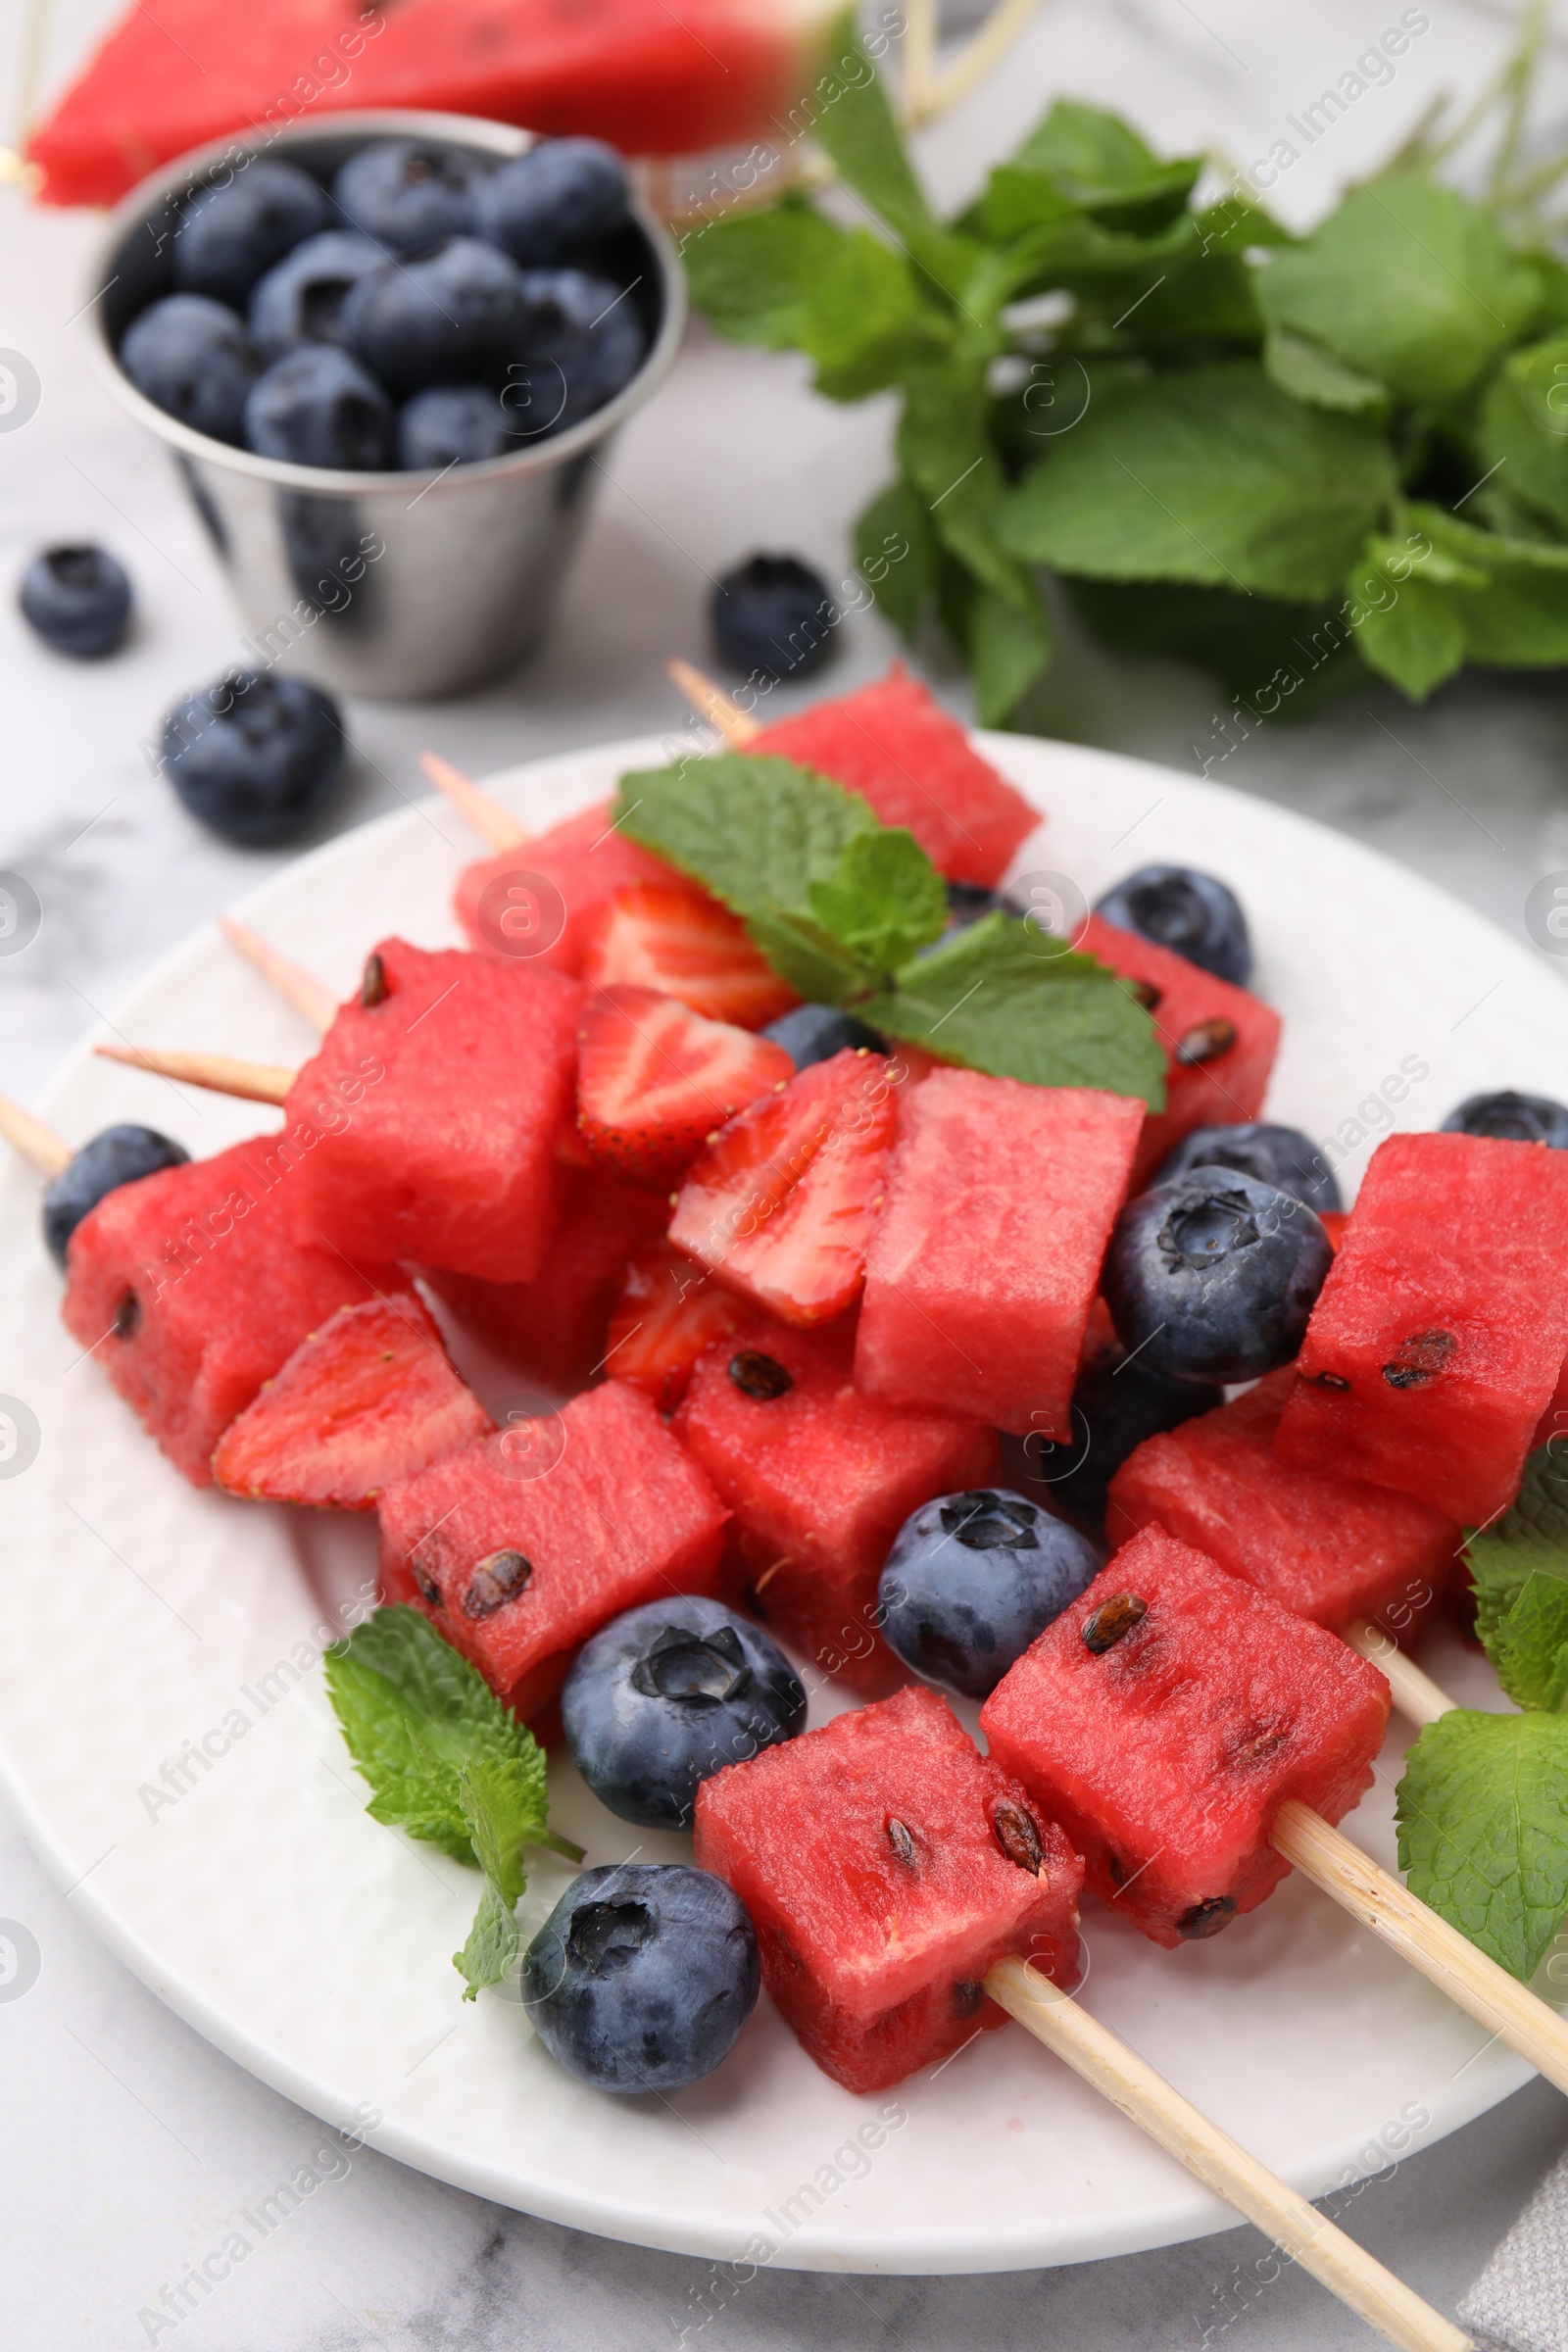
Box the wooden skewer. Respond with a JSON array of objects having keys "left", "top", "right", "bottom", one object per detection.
[
  {"left": 417, "top": 750, "right": 528, "bottom": 853},
  {"left": 0, "top": 1093, "right": 72, "bottom": 1178},
  {"left": 985, "top": 1958, "right": 1471, "bottom": 2352},
  {"left": 1344, "top": 1617, "right": 1453, "bottom": 1729},
  {"left": 664, "top": 658, "right": 760, "bottom": 749},
  {"left": 94, "top": 1044, "right": 292, "bottom": 1106},
  {"left": 220, "top": 916, "right": 336, "bottom": 1033}
]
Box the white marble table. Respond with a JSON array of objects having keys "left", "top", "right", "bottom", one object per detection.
[{"left": 4, "top": 2, "right": 1568, "bottom": 2343}]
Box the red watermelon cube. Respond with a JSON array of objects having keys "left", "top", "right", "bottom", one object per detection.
[
  {"left": 748, "top": 665, "right": 1039, "bottom": 887},
  {"left": 377, "top": 1380, "right": 727, "bottom": 1735},
  {"left": 1274, "top": 1132, "right": 1568, "bottom": 1527},
  {"left": 1107, "top": 1368, "right": 1457, "bottom": 1636},
  {"left": 61, "top": 1137, "right": 397, "bottom": 1486},
  {"left": 694, "top": 1685, "right": 1084, "bottom": 2093},
  {"left": 855, "top": 1069, "right": 1144, "bottom": 1439},
  {"left": 980, "top": 1524, "right": 1391, "bottom": 1949},
  {"left": 672, "top": 1315, "right": 997, "bottom": 1694},
  {"left": 285, "top": 939, "right": 581, "bottom": 1286},
  {"left": 454, "top": 803, "right": 681, "bottom": 978},
  {"left": 1080, "top": 914, "right": 1282, "bottom": 1189}
]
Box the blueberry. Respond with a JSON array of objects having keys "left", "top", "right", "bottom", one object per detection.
[
  {"left": 879, "top": 1488, "right": 1100, "bottom": 1699},
  {"left": 710, "top": 554, "right": 834, "bottom": 682},
  {"left": 243, "top": 346, "right": 393, "bottom": 469},
  {"left": 396, "top": 383, "right": 514, "bottom": 469},
  {"left": 172, "top": 161, "right": 331, "bottom": 306},
  {"left": 342, "top": 237, "right": 527, "bottom": 396},
  {"left": 475, "top": 138, "right": 630, "bottom": 266},
  {"left": 1095, "top": 864, "right": 1252, "bottom": 986},
  {"left": 1001, "top": 1336, "right": 1220, "bottom": 1537},
  {"left": 1154, "top": 1122, "right": 1342, "bottom": 1216},
  {"left": 1443, "top": 1091, "right": 1568, "bottom": 1149},
  {"left": 119, "top": 295, "right": 260, "bottom": 446},
  {"left": 521, "top": 1862, "right": 759, "bottom": 2093},
  {"left": 946, "top": 880, "right": 1008, "bottom": 930},
  {"left": 19, "top": 546, "right": 132, "bottom": 659},
  {"left": 41, "top": 1125, "right": 190, "bottom": 1270},
  {"left": 162, "top": 668, "right": 346, "bottom": 848},
  {"left": 507, "top": 268, "right": 647, "bottom": 435},
  {"left": 760, "top": 1003, "right": 886, "bottom": 1067},
  {"left": 247, "top": 230, "right": 385, "bottom": 362},
  {"left": 563, "top": 1597, "right": 806, "bottom": 1830},
  {"left": 331, "top": 139, "right": 481, "bottom": 253},
  {"left": 1103, "top": 1168, "right": 1333, "bottom": 1385}
]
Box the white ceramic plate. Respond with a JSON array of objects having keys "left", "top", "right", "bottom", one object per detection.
[{"left": 0, "top": 733, "right": 1559, "bottom": 2276}]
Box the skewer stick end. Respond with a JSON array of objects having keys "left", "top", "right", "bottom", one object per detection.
[
  {"left": 0, "top": 1093, "right": 72, "bottom": 1179},
  {"left": 665, "top": 658, "right": 762, "bottom": 749},
  {"left": 416, "top": 750, "right": 528, "bottom": 853}
]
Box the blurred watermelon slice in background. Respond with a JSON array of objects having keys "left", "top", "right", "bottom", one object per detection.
[{"left": 24, "top": 0, "right": 849, "bottom": 207}]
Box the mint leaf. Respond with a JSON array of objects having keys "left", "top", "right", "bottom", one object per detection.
[
  {"left": 1476, "top": 337, "right": 1568, "bottom": 535},
  {"left": 1492, "top": 1573, "right": 1568, "bottom": 1714},
  {"left": 967, "top": 165, "right": 1080, "bottom": 245},
  {"left": 1464, "top": 1445, "right": 1568, "bottom": 1648},
  {"left": 1396, "top": 1710, "right": 1568, "bottom": 1981},
  {"left": 1350, "top": 558, "right": 1466, "bottom": 700},
  {"left": 808, "top": 829, "right": 947, "bottom": 976},
  {"left": 455, "top": 1879, "right": 520, "bottom": 2001},
  {"left": 797, "top": 230, "right": 952, "bottom": 401},
  {"left": 450, "top": 1753, "right": 581, "bottom": 1999},
  {"left": 1010, "top": 100, "right": 1200, "bottom": 233},
  {"left": 809, "top": 24, "right": 951, "bottom": 278},
  {"left": 1264, "top": 328, "right": 1388, "bottom": 415},
  {"left": 854, "top": 479, "right": 937, "bottom": 637},
  {"left": 680, "top": 197, "right": 846, "bottom": 348},
  {"left": 1407, "top": 504, "right": 1568, "bottom": 667},
  {"left": 866, "top": 913, "right": 1167, "bottom": 1103},
  {"left": 1001, "top": 362, "right": 1396, "bottom": 600},
  {"left": 968, "top": 580, "right": 1053, "bottom": 725}
]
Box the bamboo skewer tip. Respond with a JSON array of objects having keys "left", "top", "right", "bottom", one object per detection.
[
  {"left": 93, "top": 1042, "right": 295, "bottom": 1108},
  {"left": 0, "top": 1093, "right": 72, "bottom": 1179},
  {"left": 416, "top": 750, "right": 528, "bottom": 854},
  {"left": 664, "top": 658, "right": 762, "bottom": 749},
  {"left": 219, "top": 915, "right": 337, "bottom": 1035}
]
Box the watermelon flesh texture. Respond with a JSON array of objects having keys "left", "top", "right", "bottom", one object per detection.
[
  {"left": 424, "top": 1164, "right": 668, "bottom": 1392},
  {"left": 672, "top": 1314, "right": 997, "bottom": 1695},
  {"left": 61, "top": 1137, "right": 398, "bottom": 1487},
  {"left": 980, "top": 1524, "right": 1391, "bottom": 1949},
  {"left": 454, "top": 804, "right": 679, "bottom": 980},
  {"left": 748, "top": 666, "right": 1040, "bottom": 888},
  {"left": 377, "top": 1379, "right": 727, "bottom": 1738},
  {"left": 285, "top": 938, "right": 581, "bottom": 1286},
  {"left": 694, "top": 1685, "right": 1084, "bottom": 2095},
  {"left": 1079, "top": 914, "right": 1282, "bottom": 1190},
  {"left": 1107, "top": 1367, "right": 1458, "bottom": 1637},
  {"left": 212, "top": 1294, "right": 493, "bottom": 1508},
  {"left": 855, "top": 1068, "right": 1145, "bottom": 1439},
  {"left": 1275, "top": 1132, "right": 1568, "bottom": 1528},
  {"left": 26, "top": 0, "right": 846, "bottom": 207}
]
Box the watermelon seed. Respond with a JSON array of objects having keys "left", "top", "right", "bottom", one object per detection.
[
  {"left": 1173, "top": 1017, "right": 1237, "bottom": 1066},
  {"left": 1177, "top": 1896, "right": 1237, "bottom": 1940},
  {"left": 631, "top": 1624, "right": 752, "bottom": 1704},
  {"left": 112, "top": 1288, "right": 140, "bottom": 1340},
  {"left": 411, "top": 1555, "right": 441, "bottom": 1607},
  {"left": 992, "top": 1802, "right": 1045, "bottom": 1875},
  {"left": 464, "top": 1547, "right": 533, "bottom": 1617},
  {"left": 1313, "top": 1371, "right": 1350, "bottom": 1391},
  {"left": 360, "top": 952, "right": 389, "bottom": 1007},
  {"left": 1081, "top": 1592, "right": 1149, "bottom": 1653},
  {"left": 1382, "top": 1330, "right": 1454, "bottom": 1389},
  {"left": 728, "top": 1349, "right": 793, "bottom": 1400},
  {"left": 886, "top": 1816, "right": 919, "bottom": 1869},
  {"left": 1127, "top": 979, "right": 1161, "bottom": 1011},
  {"left": 952, "top": 1980, "right": 984, "bottom": 2018}
]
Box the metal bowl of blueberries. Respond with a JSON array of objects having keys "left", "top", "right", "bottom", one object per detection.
[{"left": 85, "top": 112, "right": 685, "bottom": 700}]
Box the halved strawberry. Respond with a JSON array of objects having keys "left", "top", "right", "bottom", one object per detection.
[
  {"left": 583, "top": 880, "right": 799, "bottom": 1029},
  {"left": 603, "top": 1239, "right": 746, "bottom": 1411},
  {"left": 212, "top": 1294, "right": 493, "bottom": 1509},
  {"left": 669, "top": 1048, "right": 896, "bottom": 1326},
  {"left": 576, "top": 986, "right": 795, "bottom": 1188}
]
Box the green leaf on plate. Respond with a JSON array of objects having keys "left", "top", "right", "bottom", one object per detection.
[
  {"left": 1491, "top": 1572, "right": 1568, "bottom": 1714},
  {"left": 1396, "top": 1709, "right": 1568, "bottom": 1981},
  {"left": 808, "top": 827, "right": 948, "bottom": 978},
  {"left": 1463, "top": 1444, "right": 1568, "bottom": 1649},
  {"left": 454, "top": 1878, "right": 521, "bottom": 2001}
]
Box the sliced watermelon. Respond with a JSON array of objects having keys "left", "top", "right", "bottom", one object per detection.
[
  {"left": 980, "top": 1524, "right": 1391, "bottom": 1949},
  {"left": 455, "top": 803, "right": 677, "bottom": 981},
  {"left": 424, "top": 1163, "right": 668, "bottom": 1392},
  {"left": 1275, "top": 1131, "right": 1568, "bottom": 1528},
  {"left": 286, "top": 938, "right": 580, "bottom": 1286},
  {"left": 378, "top": 1379, "right": 727, "bottom": 1738},
  {"left": 669, "top": 1047, "right": 896, "bottom": 1326},
  {"left": 1107, "top": 1367, "right": 1457, "bottom": 1636},
  {"left": 213, "top": 1294, "right": 493, "bottom": 1508},
  {"left": 604, "top": 1239, "right": 745, "bottom": 1409},
  {"left": 672, "top": 1313, "right": 997, "bottom": 1695},
  {"left": 575, "top": 985, "right": 794, "bottom": 1188},
  {"left": 694, "top": 1685, "right": 1084, "bottom": 2094},
  {"left": 1080, "top": 913, "right": 1282, "bottom": 1189},
  {"left": 855, "top": 1069, "right": 1144, "bottom": 1439},
  {"left": 749, "top": 665, "right": 1039, "bottom": 888},
  {"left": 583, "top": 881, "right": 798, "bottom": 1030},
  {"left": 27, "top": 0, "right": 845, "bottom": 208},
  {"left": 61, "top": 1137, "right": 399, "bottom": 1487}
]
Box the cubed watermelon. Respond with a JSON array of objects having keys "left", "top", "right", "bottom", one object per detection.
[
  {"left": 378, "top": 1379, "right": 727, "bottom": 1736},
  {"left": 1107, "top": 1367, "right": 1457, "bottom": 1636},
  {"left": 694, "top": 1685, "right": 1084, "bottom": 2094},
  {"left": 980, "top": 1524, "right": 1391, "bottom": 1948},
  {"left": 285, "top": 938, "right": 581, "bottom": 1286},
  {"left": 672, "top": 1315, "right": 997, "bottom": 1694},
  {"left": 854, "top": 1069, "right": 1144, "bottom": 1439},
  {"left": 748, "top": 666, "right": 1039, "bottom": 887},
  {"left": 61, "top": 1137, "right": 397, "bottom": 1486},
  {"left": 1080, "top": 913, "right": 1282, "bottom": 1189},
  {"left": 454, "top": 803, "right": 677, "bottom": 979},
  {"left": 1274, "top": 1132, "right": 1568, "bottom": 1528},
  {"left": 425, "top": 1164, "right": 669, "bottom": 1392}
]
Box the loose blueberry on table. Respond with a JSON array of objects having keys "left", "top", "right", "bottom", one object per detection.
[
  {"left": 18, "top": 545, "right": 132, "bottom": 658},
  {"left": 710, "top": 552, "right": 835, "bottom": 680},
  {"left": 161, "top": 667, "right": 346, "bottom": 847}
]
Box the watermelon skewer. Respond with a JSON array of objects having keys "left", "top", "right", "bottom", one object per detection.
[{"left": 1341, "top": 1619, "right": 1454, "bottom": 1728}]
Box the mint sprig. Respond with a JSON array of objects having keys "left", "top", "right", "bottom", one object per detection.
[{"left": 325, "top": 1607, "right": 582, "bottom": 1999}]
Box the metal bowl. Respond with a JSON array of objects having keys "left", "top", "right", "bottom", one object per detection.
[{"left": 84, "top": 110, "right": 687, "bottom": 701}]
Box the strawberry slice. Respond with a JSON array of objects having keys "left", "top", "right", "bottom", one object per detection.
[
  {"left": 583, "top": 880, "right": 799, "bottom": 1029},
  {"left": 212, "top": 1294, "right": 493, "bottom": 1509},
  {"left": 604, "top": 1239, "right": 746, "bottom": 1410},
  {"left": 576, "top": 986, "right": 795, "bottom": 1188},
  {"left": 669, "top": 1048, "right": 896, "bottom": 1326}
]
